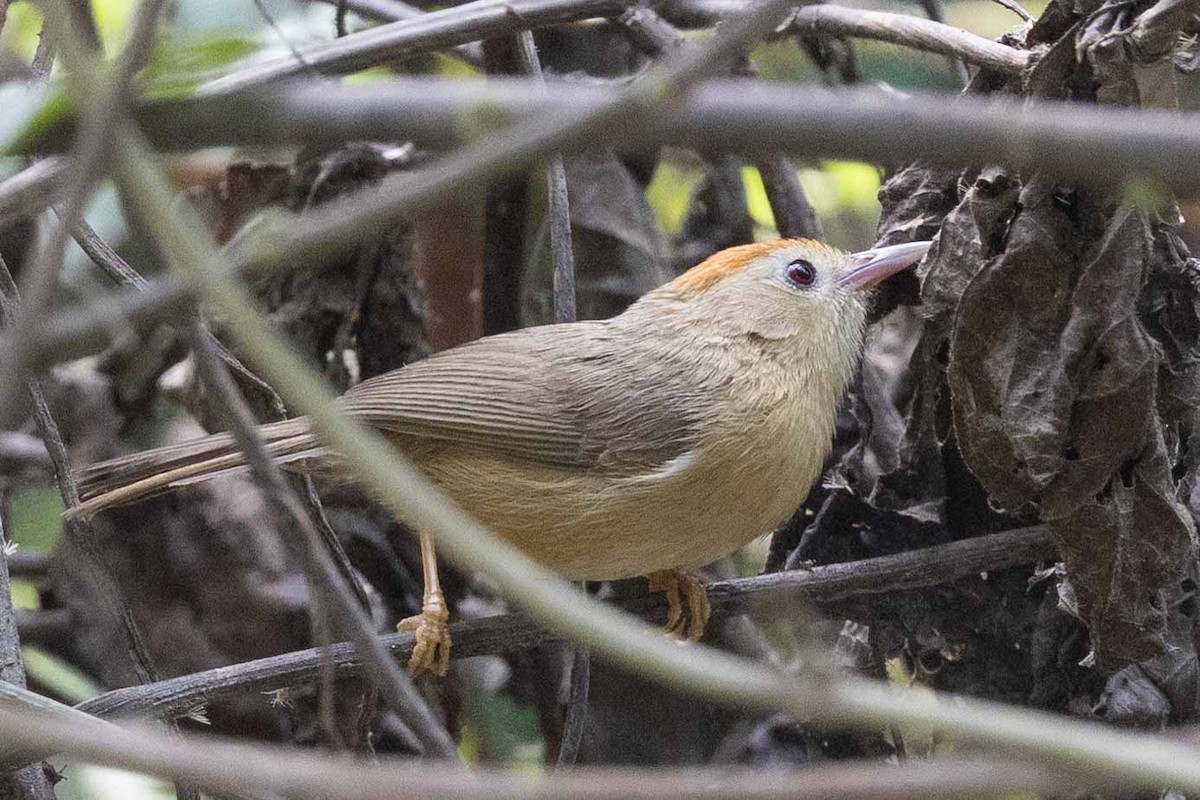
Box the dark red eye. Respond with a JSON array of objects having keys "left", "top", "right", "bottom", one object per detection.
[{"left": 785, "top": 258, "right": 817, "bottom": 288}]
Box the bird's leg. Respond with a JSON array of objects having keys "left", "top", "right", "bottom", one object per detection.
[
  {"left": 646, "top": 569, "right": 710, "bottom": 641},
  {"left": 397, "top": 531, "right": 451, "bottom": 676}
]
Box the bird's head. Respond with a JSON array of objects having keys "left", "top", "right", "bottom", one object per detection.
[
  {"left": 649, "top": 238, "right": 930, "bottom": 333},
  {"left": 630, "top": 238, "right": 932, "bottom": 389}
]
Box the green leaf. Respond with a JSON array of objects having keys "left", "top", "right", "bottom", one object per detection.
[
  {"left": 0, "top": 83, "right": 74, "bottom": 156},
  {"left": 5, "top": 486, "right": 64, "bottom": 551},
  {"left": 22, "top": 646, "right": 101, "bottom": 704},
  {"left": 143, "top": 32, "right": 260, "bottom": 98}
]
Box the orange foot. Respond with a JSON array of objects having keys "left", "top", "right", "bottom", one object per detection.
[
  {"left": 397, "top": 591, "right": 450, "bottom": 677},
  {"left": 647, "top": 569, "right": 710, "bottom": 641}
]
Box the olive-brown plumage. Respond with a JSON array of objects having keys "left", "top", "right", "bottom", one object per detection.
[{"left": 68, "top": 238, "right": 931, "bottom": 674}]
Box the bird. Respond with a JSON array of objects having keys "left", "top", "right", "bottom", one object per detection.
[{"left": 67, "top": 238, "right": 931, "bottom": 676}]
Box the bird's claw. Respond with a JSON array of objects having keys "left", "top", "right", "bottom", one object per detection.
[
  {"left": 398, "top": 594, "right": 451, "bottom": 677},
  {"left": 647, "top": 569, "right": 710, "bottom": 641}
]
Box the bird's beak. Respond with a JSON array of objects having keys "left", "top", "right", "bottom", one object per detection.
[{"left": 837, "top": 240, "right": 933, "bottom": 291}]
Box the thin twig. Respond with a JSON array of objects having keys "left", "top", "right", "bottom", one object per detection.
[
  {"left": 0, "top": 255, "right": 161, "bottom": 689},
  {"left": 515, "top": 32, "right": 578, "bottom": 326},
  {"left": 77, "top": 525, "right": 1056, "bottom": 721},
  {"left": 756, "top": 153, "right": 820, "bottom": 239},
  {"left": 0, "top": 0, "right": 170, "bottom": 429},
  {"left": 515, "top": 28, "right": 585, "bottom": 761},
  {"left": 60, "top": 213, "right": 149, "bottom": 287},
  {"left": 186, "top": 325, "right": 457, "bottom": 759},
  {"left": 5, "top": 550, "right": 49, "bottom": 580},
  {"left": 311, "top": 0, "right": 485, "bottom": 65},
  {"left": 198, "top": 0, "right": 628, "bottom": 96},
  {"left": 787, "top": 5, "right": 1027, "bottom": 74},
  {"left": 0, "top": 432, "right": 52, "bottom": 473},
  {"left": 14, "top": 608, "right": 73, "bottom": 645},
  {"left": 556, "top": 644, "right": 590, "bottom": 766},
  {"left": 917, "top": 0, "right": 971, "bottom": 86},
  {"left": 0, "top": 157, "right": 68, "bottom": 230}
]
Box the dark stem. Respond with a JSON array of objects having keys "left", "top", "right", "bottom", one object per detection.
[{"left": 75, "top": 525, "right": 1055, "bottom": 722}]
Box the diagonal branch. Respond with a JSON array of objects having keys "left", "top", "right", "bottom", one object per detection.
[{"left": 186, "top": 326, "right": 457, "bottom": 758}]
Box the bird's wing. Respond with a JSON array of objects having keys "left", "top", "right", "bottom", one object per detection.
[{"left": 340, "top": 322, "right": 702, "bottom": 473}]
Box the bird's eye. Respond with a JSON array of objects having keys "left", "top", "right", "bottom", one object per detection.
[{"left": 785, "top": 258, "right": 817, "bottom": 289}]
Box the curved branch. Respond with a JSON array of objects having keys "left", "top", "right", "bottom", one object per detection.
[{"left": 787, "top": 5, "right": 1028, "bottom": 75}]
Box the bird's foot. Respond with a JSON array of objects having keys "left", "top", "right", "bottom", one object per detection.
[
  {"left": 647, "top": 569, "right": 710, "bottom": 641},
  {"left": 397, "top": 591, "right": 451, "bottom": 677}
]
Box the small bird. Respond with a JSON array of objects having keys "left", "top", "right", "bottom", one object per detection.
[{"left": 68, "top": 238, "right": 930, "bottom": 675}]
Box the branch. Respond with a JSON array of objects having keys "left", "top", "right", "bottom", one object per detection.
[
  {"left": 658, "top": 0, "right": 1031, "bottom": 74},
  {"left": 310, "top": 0, "right": 486, "bottom": 66},
  {"left": 6, "top": 550, "right": 49, "bottom": 580},
  {"left": 198, "top": 0, "right": 628, "bottom": 96},
  {"left": 101, "top": 80, "right": 1200, "bottom": 196},
  {"left": 186, "top": 326, "right": 457, "bottom": 758},
  {"left": 78, "top": 525, "right": 1056, "bottom": 721},
  {"left": 515, "top": 28, "right": 587, "bottom": 764},
  {"left": 0, "top": 157, "right": 67, "bottom": 230},
  {"left": 787, "top": 5, "right": 1028, "bottom": 75},
  {"left": 0, "top": 697, "right": 1089, "bottom": 800},
  {"left": 755, "top": 153, "right": 820, "bottom": 240},
  {"left": 21, "top": 79, "right": 1200, "bottom": 372}
]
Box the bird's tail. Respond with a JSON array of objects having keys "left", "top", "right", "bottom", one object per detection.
[{"left": 67, "top": 417, "right": 323, "bottom": 519}]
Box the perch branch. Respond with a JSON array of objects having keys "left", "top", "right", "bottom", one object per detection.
[{"left": 78, "top": 525, "right": 1056, "bottom": 721}]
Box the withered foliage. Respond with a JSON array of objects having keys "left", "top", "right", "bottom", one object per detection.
[{"left": 808, "top": 0, "right": 1200, "bottom": 728}]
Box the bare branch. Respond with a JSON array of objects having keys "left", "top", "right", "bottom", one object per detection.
[
  {"left": 198, "top": 0, "right": 628, "bottom": 96},
  {"left": 311, "top": 0, "right": 485, "bottom": 65},
  {"left": 78, "top": 525, "right": 1055, "bottom": 722},
  {"left": 20, "top": 79, "right": 1200, "bottom": 373},
  {"left": 787, "top": 5, "right": 1028, "bottom": 74},
  {"left": 756, "top": 153, "right": 820, "bottom": 240},
  {"left": 0, "top": 157, "right": 67, "bottom": 230},
  {"left": 0, "top": 698, "right": 1088, "bottom": 800}
]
